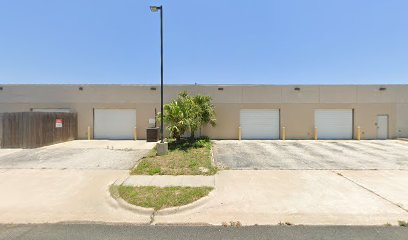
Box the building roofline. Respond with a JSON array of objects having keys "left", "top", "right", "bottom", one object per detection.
[{"left": 1, "top": 83, "right": 407, "bottom": 87}]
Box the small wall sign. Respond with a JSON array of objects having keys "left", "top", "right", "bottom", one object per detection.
[
  {"left": 148, "top": 118, "right": 156, "bottom": 127},
  {"left": 55, "top": 119, "right": 63, "bottom": 128}
]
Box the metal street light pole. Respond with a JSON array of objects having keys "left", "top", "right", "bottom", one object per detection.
[
  {"left": 150, "top": 5, "right": 164, "bottom": 144},
  {"left": 159, "top": 6, "right": 164, "bottom": 143}
]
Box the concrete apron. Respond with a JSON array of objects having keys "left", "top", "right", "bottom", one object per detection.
[
  {"left": 154, "top": 170, "right": 408, "bottom": 226},
  {"left": 0, "top": 169, "right": 151, "bottom": 224}
]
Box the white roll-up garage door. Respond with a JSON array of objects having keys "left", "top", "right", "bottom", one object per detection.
[
  {"left": 240, "top": 109, "right": 280, "bottom": 140},
  {"left": 94, "top": 109, "right": 136, "bottom": 139},
  {"left": 315, "top": 109, "right": 353, "bottom": 139}
]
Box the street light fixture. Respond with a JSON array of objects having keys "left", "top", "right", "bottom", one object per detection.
[
  {"left": 150, "top": 5, "right": 168, "bottom": 155},
  {"left": 150, "top": 6, "right": 161, "bottom": 12}
]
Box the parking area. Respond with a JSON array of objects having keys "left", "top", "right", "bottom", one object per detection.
[
  {"left": 213, "top": 140, "right": 408, "bottom": 170},
  {"left": 0, "top": 140, "right": 156, "bottom": 170}
]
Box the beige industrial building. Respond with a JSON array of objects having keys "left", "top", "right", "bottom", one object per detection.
[{"left": 0, "top": 84, "right": 407, "bottom": 140}]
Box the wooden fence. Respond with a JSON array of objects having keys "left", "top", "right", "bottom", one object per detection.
[{"left": 0, "top": 112, "right": 77, "bottom": 148}]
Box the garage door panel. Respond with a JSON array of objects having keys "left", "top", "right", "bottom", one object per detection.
[
  {"left": 315, "top": 110, "right": 352, "bottom": 139},
  {"left": 94, "top": 109, "right": 136, "bottom": 139},
  {"left": 240, "top": 109, "right": 280, "bottom": 140}
]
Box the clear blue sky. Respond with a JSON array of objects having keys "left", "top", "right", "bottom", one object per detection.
[{"left": 0, "top": 0, "right": 407, "bottom": 84}]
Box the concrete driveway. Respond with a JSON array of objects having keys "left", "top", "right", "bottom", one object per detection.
[
  {"left": 0, "top": 140, "right": 155, "bottom": 170},
  {"left": 213, "top": 140, "right": 408, "bottom": 170},
  {"left": 0, "top": 140, "right": 155, "bottom": 224}
]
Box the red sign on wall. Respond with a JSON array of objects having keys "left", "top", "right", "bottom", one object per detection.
[{"left": 55, "top": 119, "right": 63, "bottom": 128}]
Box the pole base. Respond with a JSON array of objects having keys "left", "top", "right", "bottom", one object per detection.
[{"left": 156, "top": 142, "right": 168, "bottom": 156}]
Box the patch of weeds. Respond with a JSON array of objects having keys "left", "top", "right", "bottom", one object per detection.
[
  {"left": 222, "top": 221, "right": 242, "bottom": 227},
  {"left": 146, "top": 147, "right": 157, "bottom": 157},
  {"left": 148, "top": 167, "right": 161, "bottom": 175},
  {"left": 278, "top": 221, "right": 293, "bottom": 226},
  {"left": 398, "top": 220, "right": 408, "bottom": 227},
  {"left": 134, "top": 161, "right": 161, "bottom": 175},
  {"left": 189, "top": 159, "right": 199, "bottom": 168}
]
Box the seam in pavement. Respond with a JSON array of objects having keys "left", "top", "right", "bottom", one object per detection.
[
  {"left": 150, "top": 212, "right": 156, "bottom": 225},
  {"left": 332, "top": 170, "right": 408, "bottom": 213}
]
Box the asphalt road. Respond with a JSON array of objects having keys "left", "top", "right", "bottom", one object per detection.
[{"left": 1, "top": 224, "right": 408, "bottom": 240}]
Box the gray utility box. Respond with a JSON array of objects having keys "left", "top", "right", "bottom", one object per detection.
[{"left": 146, "top": 127, "right": 159, "bottom": 142}]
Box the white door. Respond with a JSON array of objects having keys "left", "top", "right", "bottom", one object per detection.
[
  {"left": 377, "top": 115, "right": 388, "bottom": 139},
  {"left": 240, "top": 109, "right": 280, "bottom": 140},
  {"left": 94, "top": 109, "right": 136, "bottom": 139},
  {"left": 315, "top": 109, "right": 353, "bottom": 139}
]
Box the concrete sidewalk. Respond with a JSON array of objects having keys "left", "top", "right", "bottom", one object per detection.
[
  {"left": 154, "top": 170, "right": 408, "bottom": 226},
  {"left": 120, "top": 175, "right": 215, "bottom": 187},
  {"left": 0, "top": 169, "right": 150, "bottom": 224},
  {"left": 1, "top": 169, "right": 408, "bottom": 225}
]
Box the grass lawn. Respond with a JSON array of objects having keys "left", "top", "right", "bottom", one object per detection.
[
  {"left": 131, "top": 138, "right": 217, "bottom": 175},
  {"left": 111, "top": 185, "right": 213, "bottom": 210}
]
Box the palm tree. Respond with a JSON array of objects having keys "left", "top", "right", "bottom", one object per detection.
[
  {"left": 191, "top": 95, "right": 216, "bottom": 138},
  {"left": 158, "top": 92, "right": 216, "bottom": 141}
]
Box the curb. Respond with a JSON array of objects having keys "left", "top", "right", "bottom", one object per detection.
[
  {"left": 155, "top": 190, "right": 215, "bottom": 216},
  {"left": 106, "top": 180, "right": 154, "bottom": 216},
  {"left": 107, "top": 182, "right": 215, "bottom": 216},
  {"left": 210, "top": 146, "right": 215, "bottom": 165},
  {"left": 111, "top": 194, "right": 154, "bottom": 215},
  {"left": 113, "top": 175, "right": 128, "bottom": 186}
]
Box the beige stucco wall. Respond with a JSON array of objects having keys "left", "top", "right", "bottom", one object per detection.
[
  {"left": 397, "top": 104, "right": 408, "bottom": 137},
  {"left": 0, "top": 84, "right": 407, "bottom": 140},
  {"left": 202, "top": 103, "right": 397, "bottom": 140}
]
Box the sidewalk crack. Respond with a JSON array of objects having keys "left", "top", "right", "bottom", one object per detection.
[
  {"left": 333, "top": 171, "right": 408, "bottom": 213},
  {"left": 149, "top": 211, "right": 156, "bottom": 225}
]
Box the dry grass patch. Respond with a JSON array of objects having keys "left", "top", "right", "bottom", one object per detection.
[
  {"left": 114, "top": 185, "right": 213, "bottom": 210},
  {"left": 399, "top": 220, "right": 408, "bottom": 227},
  {"left": 131, "top": 138, "right": 217, "bottom": 175}
]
